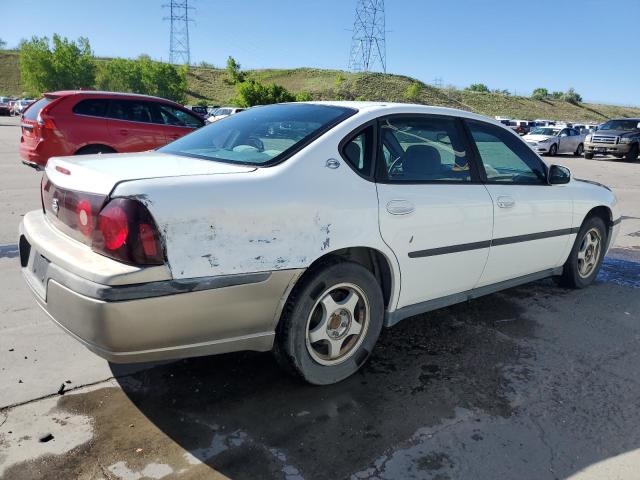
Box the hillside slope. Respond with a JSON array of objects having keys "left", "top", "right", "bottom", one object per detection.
[{"left": 2, "top": 50, "right": 639, "bottom": 122}]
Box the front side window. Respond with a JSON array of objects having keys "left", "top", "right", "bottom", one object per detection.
[
  {"left": 467, "top": 120, "right": 547, "bottom": 184},
  {"left": 159, "top": 103, "right": 355, "bottom": 166},
  {"left": 379, "top": 116, "right": 472, "bottom": 182},
  {"left": 157, "top": 104, "right": 204, "bottom": 128}
]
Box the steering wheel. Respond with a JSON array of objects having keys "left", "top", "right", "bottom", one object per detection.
[
  {"left": 388, "top": 156, "right": 404, "bottom": 176},
  {"left": 245, "top": 137, "right": 264, "bottom": 152}
]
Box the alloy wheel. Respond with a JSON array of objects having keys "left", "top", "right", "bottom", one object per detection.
[
  {"left": 305, "top": 282, "right": 370, "bottom": 366},
  {"left": 577, "top": 228, "right": 602, "bottom": 278}
]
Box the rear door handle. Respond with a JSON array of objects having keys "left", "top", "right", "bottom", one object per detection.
[
  {"left": 386, "top": 199, "right": 415, "bottom": 215},
  {"left": 496, "top": 196, "right": 515, "bottom": 208}
]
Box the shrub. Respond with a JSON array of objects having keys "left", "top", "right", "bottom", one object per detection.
[
  {"left": 465, "top": 83, "right": 490, "bottom": 93},
  {"left": 235, "top": 79, "right": 295, "bottom": 107},
  {"left": 226, "top": 56, "right": 245, "bottom": 84},
  {"left": 562, "top": 88, "right": 582, "bottom": 104},
  {"left": 531, "top": 87, "right": 549, "bottom": 100},
  {"left": 405, "top": 81, "right": 422, "bottom": 102}
]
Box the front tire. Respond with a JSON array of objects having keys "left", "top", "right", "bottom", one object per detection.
[
  {"left": 558, "top": 216, "right": 607, "bottom": 289},
  {"left": 548, "top": 143, "right": 558, "bottom": 156},
  {"left": 584, "top": 152, "right": 594, "bottom": 160},
  {"left": 274, "top": 262, "right": 384, "bottom": 385},
  {"left": 574, "top": 143, "right": 584, "bottom": 156}
]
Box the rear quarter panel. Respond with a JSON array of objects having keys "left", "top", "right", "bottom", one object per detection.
[{"left": 111, "top": 126, "right": 400, "bottom": 292}]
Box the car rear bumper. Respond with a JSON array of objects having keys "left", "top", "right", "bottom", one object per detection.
[{"left": 20, "top": 210, "right": 302, "bottom": 363}]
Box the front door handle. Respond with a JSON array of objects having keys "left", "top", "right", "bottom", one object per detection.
[
  {"left": 386, "top": 199, "right": 415, "bottom": 215},
  {"left": 496, "top": 196, "right": 515, "bottom": 209},
  {"left": 118, "top": 129, "right": 129, "bottom": 136}
]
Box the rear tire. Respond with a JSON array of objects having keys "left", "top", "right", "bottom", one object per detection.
[
  {"left": 274, "top": 261, "right": 384, "bottom": 385},
  {"left": 75, "top": 145, "right": 116, "bottom": 155},
  {"left": 625, "top": 144, "right": 639, "bottom": 162},
  {"left": 557, "top": 216, "right": 607, "bottom": 289},
  {"left": 584, "top": 152, "right": 594, "bottom": 160}
]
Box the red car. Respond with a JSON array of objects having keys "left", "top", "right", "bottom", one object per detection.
[{"left": 20, "top": 91, "right": 205, "bottom": 169}]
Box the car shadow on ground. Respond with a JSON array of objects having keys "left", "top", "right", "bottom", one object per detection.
[{"left": 106, "top": 281, "right": 548, "bottom": 479}]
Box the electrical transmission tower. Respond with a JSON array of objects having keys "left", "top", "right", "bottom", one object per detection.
[
  {"left": 163, "top": 0, "right": 194, "bottom": 65},
  {"left": 348, "top": 0, "right": 387, "bottom": 73}
]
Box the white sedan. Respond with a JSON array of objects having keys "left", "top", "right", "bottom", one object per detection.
[
  {"left": 20, "top": 102, "right": 620, "bottom": 384},
  {"left": 206, "top": 106, "right": 245, "bottom": 123},
  {"left": 523, "top": 126, "right": 586, "bottom": 156}
]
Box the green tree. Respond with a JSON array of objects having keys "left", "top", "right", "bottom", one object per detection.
[
  {"left": 531, "top": 88, "right": 549, "bottom": 100},
  {"left": 405, "top": 81, "right": 422, "bottom": 102},
  {"left": 226, "top": 56, "right": 245, "bottom": 84},
  {"left": 235, "top": 80, "right": 295, "bottom": 107},
  {"left": 465, "top": 83, "right": 490, "bottom": 93},
  {"left": 19, "top": 35, "right": 96, "bottom": 93},
  {"left": 562, "top": 88, "right": 582, "bottom": 104},
  {"left": 95, "top": 55, "right": 187, "bottom": 102},
  {"left": 550, "top": 91, "right": 563, "bottom": 99},
  {"left": 0, "top": 38, "right": 6, "bottom": 49}
]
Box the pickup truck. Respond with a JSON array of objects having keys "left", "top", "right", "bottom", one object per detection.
[{"left": 584, "top": 118, "right": 640, "bottom": 161}]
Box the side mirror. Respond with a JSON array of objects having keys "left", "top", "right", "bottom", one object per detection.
[
  {"left": 637, "top": 122, "right": 640, "bottom": 129},
  {"left": 549, "top": 165, "right": 571, "bottom": 185},
  {"left": 560, "top": 133, "right": 568, "bottom": 137}
]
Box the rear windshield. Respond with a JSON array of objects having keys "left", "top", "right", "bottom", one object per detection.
[
  {"left": 159, "top": 103, "right": 356, "bottom": 166},
  {"left": 23, "top": 97, "right": 55, "bottom": 121}
]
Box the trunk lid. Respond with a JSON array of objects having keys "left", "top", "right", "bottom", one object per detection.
[{"left": 46, "top": 151, "right": 257, "bottom": 195}]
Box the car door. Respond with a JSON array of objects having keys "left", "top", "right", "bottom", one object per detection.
[
  {"left": 155, "top": 102, "right": 204, "bottom": 143},
  {"left": 106, "top": 100, "right": 166, "bottom": 152},
  {"left": 374, "top": 114, "right": 494, "bottom": 309},
  {"left": 465, "top": 119, "right": 574, "bottom": 287},
  {"left": 557, "top": 128, "right": 573, "bottom": 154}
]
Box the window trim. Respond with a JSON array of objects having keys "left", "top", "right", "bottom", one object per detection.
[
  {"left": 338, "top": 120, "right": 378, "bottom": 181},
  {"left": 373, "top": 113, "right": 484, "bottom": 185},
  {"left": 462, "top": 118, "right": 550, "bottom": 186}
]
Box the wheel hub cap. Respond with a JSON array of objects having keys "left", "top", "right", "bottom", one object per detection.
[{"left": 327, "top": 309, "right": 351, "bottom": 339}]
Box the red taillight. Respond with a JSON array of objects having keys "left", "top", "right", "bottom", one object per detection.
[
  {"left": 92, "top": 198, "right": 164, "bottom": 266},
  {"left": 98, "top": 203, "right": 128, "bottom": 250}
]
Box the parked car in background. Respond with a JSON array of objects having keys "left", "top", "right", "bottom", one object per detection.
[
  {"left": 584, "top": 118, "right": 640, "bottom": 161},
  {"left": 185, "top": 105, "right": 209, "bottom": 117},
  {"left": 11, "top": 99, "right": 34, "bottom": 116},
  {"left": 206, "top": 106, "right": 244, "bottom": 123},
  {"left": 19, "top": 102, "right": 620, "bottom": 385},
  {"left": 0, "top": 97, "right": 12, "bottom": 115},
  {"left": 510, "top": 120, "right": 535, "bottom": 135},
  {"left": 523, "top": 126, "right": 586, "bottom": 156},
  {"left": 19, "top": 91, "right": 206, "bottom": 169}
]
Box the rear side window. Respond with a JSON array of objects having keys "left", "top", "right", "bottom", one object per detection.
[
  {"left": 23, "top": 97, "right": 54, "bottom": 121},
  {"left": 157, "top": 103, "right": 204, "bottom": 128},
  {"left": 108, "top": 100, "right": 154, "bottom": 123},
  {"left": 73, "top": 99, "right": 109, "bottom": 117},
  {"left": 341, "top": 126, "right": 374, "bottom": 177}
]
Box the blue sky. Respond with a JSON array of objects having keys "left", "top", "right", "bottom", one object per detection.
[{"left": 3, "top": 0, "right": 640, "bottom": 105}]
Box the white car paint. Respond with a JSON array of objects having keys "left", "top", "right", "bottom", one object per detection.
[
  {"left": 206, "top": 107, "right": 244, "bottom": 123},
  {"left": 523, "top": 127, "right": 586, "bottom": 155},
  {"left": 42, "top": 102, "right": 620, "bottom": 316}
]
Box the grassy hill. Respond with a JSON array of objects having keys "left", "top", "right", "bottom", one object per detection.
[{"left": 3, "top": 50, "right": 640, "bottom": 122}]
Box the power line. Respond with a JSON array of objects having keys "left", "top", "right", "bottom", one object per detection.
[
  {"left": 163, "top": 0, "right": 194, "bottom": 65},
  {"left": 348, "top": 0, "right": 387, "bottom": 73}
]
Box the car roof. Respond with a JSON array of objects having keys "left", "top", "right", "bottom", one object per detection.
[
  {"left": 44, "top": 90, "right": 181, "bottom": 104},
  {"left": 305, "top": 101, "right": 502, "bottom": 124}
]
